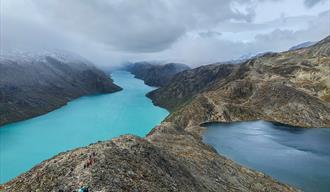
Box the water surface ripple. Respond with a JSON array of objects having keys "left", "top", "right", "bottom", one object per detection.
[{"left": 203, "top": 121, "right": 330, "bottom": 192}]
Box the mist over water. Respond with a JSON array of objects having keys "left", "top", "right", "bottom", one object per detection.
[
  {"left": 203, "top": 121, "right": 330, "bottom": 192},
  {"left": 0, "top": 71, "right": 169, "bottom": 183}
]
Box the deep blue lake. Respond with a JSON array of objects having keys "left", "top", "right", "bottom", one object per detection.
[
  {"left": 0, "top": 71, "right": 169, "bottom": 183},
  {"left": 203, "top": 121, "right": 330, "bottom": 192}
]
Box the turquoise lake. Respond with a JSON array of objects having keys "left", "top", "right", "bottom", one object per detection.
[
  {"left": 0, "top": 71, "right": 169, "bottom": 184},
  {"left": 203, "top": 121, "right": 330, "bottom": 192}
]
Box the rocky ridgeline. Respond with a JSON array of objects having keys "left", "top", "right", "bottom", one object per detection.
[
  {"left": 0, "top": 51, "right": 122, "bottom": 126},
  {"left": 147, "top": 64, "right": 238, "bottom": 111},
  {"left": 1, "top": 124, "right": 297, "bottom": 192},
  {"left": 126, "top": 62, "right": 190, "bottom": 87},
  {"left": 3, "top": 36, "right": 330, "bottom": 191},
  {"left": 149, "top": 36, "right": 330, "bottom": 128}
]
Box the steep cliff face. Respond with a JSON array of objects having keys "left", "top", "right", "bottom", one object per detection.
[
  {"left": 126, "top": 62, "right": 190, "bottom": 87},
  {"left": 0, "top": 51, "right": 122, "bottom": 126},
  {"left": 149, "top": 36, "right": 330, "bottom": 128}
]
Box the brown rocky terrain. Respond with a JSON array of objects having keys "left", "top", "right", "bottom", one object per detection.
[
  {"left": 3, "top": 36, "right": 330, "bottom": 191},
  {"left": 147, "top": 64, "right": 238, "bottom": 111},
  {"left": 126, "top": 62, "right": 190, "bottom": 87},
  {"left": 1, "top": 124, "right": 297, "bottom": 192},
  {"left": 0, "top": 51, "right": 122, "bottom": 126},
  {"left": 148, "top": 36, "right": 330, "bottom": 128}
]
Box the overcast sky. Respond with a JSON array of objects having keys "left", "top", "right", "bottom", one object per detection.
[{"left": 1, "top": 0, "right": 329, "bottom": 67}]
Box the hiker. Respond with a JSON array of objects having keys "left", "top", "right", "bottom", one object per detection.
[{"left": 87, "top": 159, "right": 92, "bottom": 167}]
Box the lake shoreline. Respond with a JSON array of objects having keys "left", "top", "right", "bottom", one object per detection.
[
  {"left": 202, "top": 121, "right": 330, "bottom": 192},
  {"left": 0, "top": 71, "right": 168, "bottom": 184}
]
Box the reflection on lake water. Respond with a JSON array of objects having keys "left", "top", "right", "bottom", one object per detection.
[{"left": 203, "top": 121, "right": 330, "bottom": 192}]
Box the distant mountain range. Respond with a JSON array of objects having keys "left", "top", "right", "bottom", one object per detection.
[
  {"left": 125, "top": 62, "right": 190, "bottom": 87},
  {"left": 222, "top": 41, "right": 317, "bottom": 64}
]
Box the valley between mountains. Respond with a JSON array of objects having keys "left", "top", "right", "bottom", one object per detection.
[{"left": 1, "top": 36, "right": 330, "bottom": 191}]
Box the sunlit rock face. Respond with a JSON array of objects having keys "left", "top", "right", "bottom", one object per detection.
[{"left": 0, "top": 50, "right": 122, "bottom": 126}]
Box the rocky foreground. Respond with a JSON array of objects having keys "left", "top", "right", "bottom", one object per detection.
[
  {"left": 0, "top": 51, "right": 122, "bottom": 126},
  {"left": 126, "top": 62, "right": 190, "bottom": 87},
  {"left": 1, "top": 123, "right": 297, "bottom": 192},
  {"left": 3, "top": 36, "right": 330, "bottom": 191}
]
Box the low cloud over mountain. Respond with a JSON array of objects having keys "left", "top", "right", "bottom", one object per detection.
[{"left": 1, "top": 0, "right": 329, "bottom": 66}]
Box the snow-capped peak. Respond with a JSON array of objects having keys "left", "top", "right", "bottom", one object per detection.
[{"left": 0, "top": 49, "right": 92, "bottom": 66}]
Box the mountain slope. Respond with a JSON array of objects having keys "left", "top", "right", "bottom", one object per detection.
[
  {"left": 0, "top": 51, "right": 122, "bottom": 126},
  {"left": 126, "top": 62, "right": 190, "bottom": 87},
  {"left": 1, "top": 128, "right": 297, "bottom": 192},
  {"left": 148, "top": 36, "right": 330, "bottom": 128},
  {"left": 289, "top": 41, "right": 316, "bottom": 51},
  {"left": 147, "top": 64, "right": 238, "bottom": 110}
]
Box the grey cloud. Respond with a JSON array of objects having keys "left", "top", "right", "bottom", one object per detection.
[
  {"left": 0, "top": 5, "right": 70, "bottom": 52},
  {"left": 255, "top": 29, "right": 296, "bottom": 42},
  {"left": 304, "top": 0, "right": 325, "bottom": 7},
  {"left": 30, "top": 0, "right": 257, "bottom": 53},
  {"left": 254, "top": 10, "right": 330, "bottom": 48},
  {"left": 143, "top": 9, "right": 330, "bottom": 66},
  {"left": 199, "top": 31, "right": 222, "bottom": 38},
  {"left": 1, "top": 0, "right": 328, "bottom": 67},
  {"left": 216, "top": 15, "right": 316, "bottom": 33}
]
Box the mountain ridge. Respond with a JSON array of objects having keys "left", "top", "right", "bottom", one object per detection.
[
  {"left": 148, "top": 36, "right": 330, "bottom": 128},
  {"left": 125, "top": 62, "right": 190, "bottom": 87},
  {"left": 1, "top": 127, "right": 297, "bottom": 192}
]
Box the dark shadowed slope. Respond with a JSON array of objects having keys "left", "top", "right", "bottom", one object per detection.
[
  {"left": 0, "top": 51, "right": 122, "bottom": 126},
  {"left": 126, "top": 62, "right": 190, "bottom": 87},
  {"left": 147, "top": 63, "right": 238, "bottom": 111}
]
